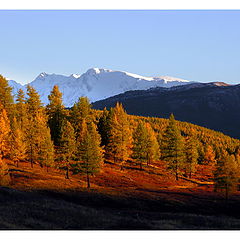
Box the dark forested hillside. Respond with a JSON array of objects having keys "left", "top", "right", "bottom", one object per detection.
[{"left": 93, "top": 82, "right": 240, "bottom": 139}]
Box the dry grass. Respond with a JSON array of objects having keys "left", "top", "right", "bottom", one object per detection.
[{"left": 1, "top": 159, "right": 240, "bottom": 229}]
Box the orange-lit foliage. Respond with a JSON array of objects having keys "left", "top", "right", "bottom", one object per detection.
[{"left": 1, "top": 80, "right": 240, "bottom": 197}]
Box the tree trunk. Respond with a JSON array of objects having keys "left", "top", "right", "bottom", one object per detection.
[
  {"left": 176, "top": 171, "right": 179, "bottom": 181},
  {"left": 30, "top": 146, "right": 33, "bottom": 168},
  {"left": 46, "top": 166, "right": 49, "bottom": 172},
  {"left": 176, "top": 161, "right": 179, "bottom": 181},
  {"left": 189, "top": 162, "right": 192, "bottom": 179},
  {"left": 184, "top": 168, "right": 187, "bottom": 178},
  {"left": 87, "top": 173, "right": 90, "bottom": 188},
  {"left": 66, "top": 167, "right": 69, "bottom": 179},
  {"left": 140, "top": 162, "right": 142, "bottom": 170}
]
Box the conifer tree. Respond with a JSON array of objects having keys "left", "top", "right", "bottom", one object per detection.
[
  {"left": 106, "top": 103, "right": 132, "bottom": 169},
  {"left": 197, "top": 142, "right": 205, "bottom": 164},
  {"left": 15, "top": 89, "right": 27, "bottom": 131},
  {"left": 204, "top": 145, "right": 215, "bottom": 166},
  {"left": 234, "top": 148, "right": 240, "bottom": 167},
  {"left": 25, "top": 85, "right": 42, "bottom": 167},
  {"left": 0, "top": 104, "right": 11, "bottom": 160},
  {"left": 25, "top": 118, "right": 40, "bottom": 168},
  {"left": 161, "top": 114, "right": 185, "bottom": 180},
  {"left": 25, "top": 85, "right": 54, "bottom": 168},
  {"left": 70, "top": 97, "right": 92, "bottom": 134},
  {"left": 97, "top": 107, "right": 113, "bottom": 147},
  {"left": 9, "top": 118, "right": 27, "bottom": 167},
  {"left": 38, "top": 118, "right": 55, "bottom": 171},
  {"left": 214, "top": 151, "right": 239, "bottom": 200},
  {"left": 157, "top": 131, "right": 163, "bottom": 157},
  {"left": 132, "top": 122, "right": 149, "bottom": 169},
  {"left": 12, "top": 89, "right": 28, "bottom": 167},
  {"left": 0, "top": 104, "right": 11, "bottom": 185},
  {"left": 0, "top": 75, "right": 14, "bottom": 120},
  {"left": 184, "top": 134, "right": 199, "bottom": 178},
  {"left": 74, "top": 120, "right": 103, "bottom": 188},
  {"left": 145, "top": 123, "right": 160, "bottom": 166},
  {"left": 26, "top": 85, "right": 42, "bottom": 117},
  {"left": 58, "top": 120, "right": 76, "bottom": 179},
  {"left": 46, "top": 85, "right": 66, "bottom": 147}
]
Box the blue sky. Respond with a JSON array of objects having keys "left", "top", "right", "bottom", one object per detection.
[{"left": 0, "top": 10, "right": 240, "bottom": 84}]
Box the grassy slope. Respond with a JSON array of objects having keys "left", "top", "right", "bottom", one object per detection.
[{"left": 1, "top": 159, "right": 240, "bottom": 229}]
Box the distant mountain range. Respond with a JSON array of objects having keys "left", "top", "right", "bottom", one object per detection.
[
  {"left": 92, "top": 82, "right": 240, "bottom": 139},
  {"left": 7, "top": 68, "right": 240, "bottom": 138},
  {"left": 7, "top": 68, "right": 193, "bottom": 107}
]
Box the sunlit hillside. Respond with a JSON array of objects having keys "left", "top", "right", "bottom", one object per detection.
[{"left": 1, "top": 74, "right": 240, "bottom": 229}]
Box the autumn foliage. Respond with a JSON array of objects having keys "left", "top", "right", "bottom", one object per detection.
[{"left": 0, "top": 74, "right": 240, "bottom": 196}]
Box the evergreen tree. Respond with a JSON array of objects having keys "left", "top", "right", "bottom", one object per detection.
[
  {"left": 184, "top": 134, "right": 199, "bottom": 178},
  {"left": 0, "top": 104, "right": 11, "bottom": 160},
  {"left": 25, "top": 117, "right": 40, "bottom": 168},
  {"left": 197, "top": 142, "right": 205, "bottom": 164},
  {"left": 74, "top": 120, "right": 103, "bottom": 188},
  {"left": 9, "top": 118, "right": 27, "bottom": 167},
  {"left": 161, "top": 114, "right": 185, "bottom": 180},
  {"left": 157, "top": 131, "right": 163, "bottom": 158},
  {"left": 11, "top": 89, "right": 28, "bottom": 167},
  {"left": 145, "top": 123, "right": 160, "bottom": 166},
  {"left": 46, "top": 85, "right": 66, "bottom": 147},
  {"left": 0, "top": 104, "right": 11, "bottom": 185},
  {"left": 25, "top": 85, "right": 42, "bottom": 167},
  {"left": 26, "top": 85, "right": 43, "bottom": 116},
  {"left": 234, "top": 148, "right": 240, "bottom": 167},
  {"left": 58, "top": 120, "right": 76, "bottom": 179},
  {"left": 15, "top": 89, "right": 27, "bottom": 131},
  {"left": 97, "top": 107, "right": 113, "bottom": 147},
  {"left": 38, "top": 118, "right": 55, "bottom": 171},
  {"left": 106, "top": 103, "right": 132, "bottom": 169},
  {"left": 25, "top": 85, "right": 54, "bottom": 168},
  {"left": 204, "top": 145, "right": 215, "bottom": 166},
  {"left": 132, "top": 122, "right": 149, "bottom": 169},
  {"left": 0, "top": 75, "right": 14, "bottom": 120},
  {"left": 214, "top": 151, "right": 239, "bottom": 200},
  {"left": 70, "top": 96, "right": 92, "bottom": 135}
]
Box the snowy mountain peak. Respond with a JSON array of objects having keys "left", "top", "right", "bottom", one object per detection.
[
  {"left": 8, "top": 68, "right": 195, "bottom": 107},
  {"left": 38, "top": 72, "right": 48, "bottom": 78},
  {"left": 86, "top": 68, "right": 113, "bottom": 75},
  {"left": 70, "top": 74, "right": 81, "bottom": 79}
]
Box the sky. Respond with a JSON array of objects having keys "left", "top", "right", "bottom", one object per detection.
[{"left": 0, "top": 10, "right": 240, "bottom": 84}]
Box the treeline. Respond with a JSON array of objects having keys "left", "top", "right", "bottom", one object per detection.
[{"left": 0, "top": 74, "right": 240, "bottom": 198}]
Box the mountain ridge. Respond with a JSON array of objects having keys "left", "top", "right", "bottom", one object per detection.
[
  {"left": 92, "top": 82, "right": 240, "bottom": 139},
  {"left": 7, "top": 68, "right": 193, "bottom": 107}
]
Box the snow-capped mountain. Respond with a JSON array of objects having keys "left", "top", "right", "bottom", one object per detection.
[{"left": 8, "top": 68, "right": 194, "bottom": 107}]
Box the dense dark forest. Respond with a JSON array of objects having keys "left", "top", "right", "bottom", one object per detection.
[{"left": 93, "top": 82, "right": 240, "bottom": 139}]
